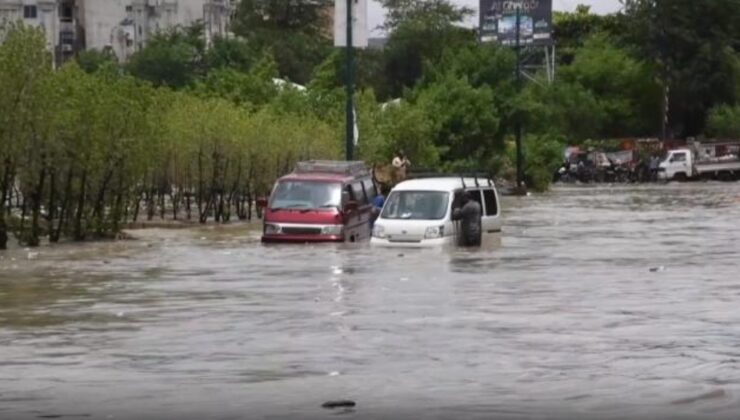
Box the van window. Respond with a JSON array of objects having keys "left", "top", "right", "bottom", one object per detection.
[
  {"left": 672, "top": 152, "right": 687, "bottom": 162},
  {"left": 468, "top": 190, "right": 483, "bottom": 206},
  {"left": 453, "top": 189, "right": 483, "bottom": 209},
  {"left": 362, "top": 179, "right": 376, "bottom": 201},
  {"left": 351, "top": 182, "right": 367, "bottom": 204},
  {"left": 382, "top": 191, "right": 449, "bottom": 220},
  {"left": 271, "top": 181, "right": 341, "bottom": 209},
  {"left": 483, "top": 189, "right": 498, "bottom": 216}
]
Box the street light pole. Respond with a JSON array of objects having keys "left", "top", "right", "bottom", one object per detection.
[
  {"left": 345, "top": 0, "right": 355, "bottom": 161},
  {"left": 515, "top": 6, "right": 524, "bottom": 191}
]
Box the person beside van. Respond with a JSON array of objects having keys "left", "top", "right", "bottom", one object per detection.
[
  {"left": 370, "top": 184, "right": 390, "bottom": 229},
  {"left": 452, "top": 191, "right": 482, "bottom": 247}
]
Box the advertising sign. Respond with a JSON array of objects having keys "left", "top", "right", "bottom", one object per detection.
[
  {"left": 334, "top": 0, "right": 368, "bottom": 48},
  {"left": 480, "top": 0, "right": 552, "bottom": 46}
]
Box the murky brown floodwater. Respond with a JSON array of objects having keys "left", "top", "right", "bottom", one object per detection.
[{"left": 1, "top": 183, "right": 740, "bottom": 420}]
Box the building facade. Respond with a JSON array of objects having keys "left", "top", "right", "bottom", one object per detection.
[{"left": 0, "top": 0, "right": 234, "bottom": 63}]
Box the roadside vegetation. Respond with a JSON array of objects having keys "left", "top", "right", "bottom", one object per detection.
[{"left": 1, "top": 0, "right": 739, "bottom": 248}]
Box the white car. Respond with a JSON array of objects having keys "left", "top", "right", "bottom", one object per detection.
[{"left": 371, "top": 177, "right": 502, "bottom": 247}]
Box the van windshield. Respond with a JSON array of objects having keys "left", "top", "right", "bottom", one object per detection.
[
  {"left": 381, "top": 191, "right": 449, "bottom": 220},
  {"left": 270, "top": 181, "right": 341, "bottom": 210}
]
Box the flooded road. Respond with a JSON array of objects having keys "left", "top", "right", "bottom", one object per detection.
[{"left": 1, "top": 183, "right": 740, "bottom": 419}]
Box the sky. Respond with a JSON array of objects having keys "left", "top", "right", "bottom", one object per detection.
[{"left": 366, "top": 0, "right": 623, "bottom": 35}]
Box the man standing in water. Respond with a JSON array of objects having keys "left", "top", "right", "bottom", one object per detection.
[{"left": 452, "top": 191, "right": 482, "bottom": 247}]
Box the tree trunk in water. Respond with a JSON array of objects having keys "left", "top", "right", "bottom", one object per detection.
[
  {"left": 46, "top": 168, "right": 56, "bottom": 223},
  {"left": 197, "top": 149, "right": 204, "bottom": 220},
  {"left": 73, "top": 169, "right": 88, "bottom": 241},
  {"left": 93, "top": 169, "right": 114, "bottom": 237},
  {"left": 131, "top": 190, "right": 142, "bottom": 223},
  {"left": 247, "top": 191, "right": 253, "bottom": 221},
  {"left": 18, "top": 191, "right": 28, "bottom": 242},
  {"left": 0, "top": 162, "right": 12, "bottom": 249},
  {"left": 146, "top": 187, "right": 155, "bottom": 221},
  {"left": 27, "top": 166, "right": 47, "bottom": 247},
  {"left": 111, "top": 170, "right": 125, "bottom": 235},
  {"left": 170, "top": 185, "right": 180, "bottom": 221},
  {"left": 158, "top": 188, "right": 165, "bottom": 221},
  {"left": 52, "top": 168, "right": 74, "bottom": 243},
  {"left": 185, "top": 192, "right": 192, "bottom": 220}
]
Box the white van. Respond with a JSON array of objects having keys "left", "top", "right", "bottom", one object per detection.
[{"left": 370, "top": 177, "right": 502, "bottom": 247}]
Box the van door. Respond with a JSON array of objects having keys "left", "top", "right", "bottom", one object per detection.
[
  {"left": 343, "top": 178, "right": 373, "bottom": 241},
  {"left": 481, "top": 187, "right": 501, "bottom": 233}
]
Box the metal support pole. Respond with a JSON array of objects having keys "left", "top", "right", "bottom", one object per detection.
[
  {"left": 661, "top": 83, "right": 669, "bottom": 141},
  {"left": 515, "top": 6, "right": 524, "bottom": 190},
  {"left": 345, "top": 0, "right": 355, "bottom": 161}
]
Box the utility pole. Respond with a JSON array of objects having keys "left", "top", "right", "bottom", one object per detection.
[
  {"left": 515, "top": 6, "right": 524, "bottom": 191},
  {"left": 345, "top": 0, "right": 355, "bottom": 161}
]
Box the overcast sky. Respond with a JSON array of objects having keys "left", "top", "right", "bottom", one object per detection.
[{"left": 367, "top": 0, "right": 623, "bottom": 35}]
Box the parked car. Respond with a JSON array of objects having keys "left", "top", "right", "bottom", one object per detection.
[{"left": 260, "top": 161, "right": 377, "bottom": 243}]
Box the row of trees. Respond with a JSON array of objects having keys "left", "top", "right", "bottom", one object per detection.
[
  {"left": 83, "top": 0, "right": 740, "bottom": 188},
  {"left": 0, "top": 24, "right": 340, "bottom": 249}
]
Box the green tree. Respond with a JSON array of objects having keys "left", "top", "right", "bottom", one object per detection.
[
  {"left": 126, "top": 24, "right": 205, "bottom": 88},
  {"left": 707, "top": 105, "right": 740, "bottom": 139},
  {"left": 76, "top": 48, "right": 118, "bottom": 73},
  {"left": 558, "top": 35, "right": 661, "bottom": 138},
  {"left": 204, "top": 36, "right": 259, "bottom": 72},
  {"left": 380, "top": 0, "right": 475, "bottom": 98},
  {"left": 0, "top": 24, "right": 51, "bottom": 249},
  {"left": 553, "top": 5, "right": 625, "bottom": 65},
  {"left": 623, "top": 0, "right": 740, "bottom": 136},
  {"left": 231, "top": 0, "right": 333, "bottom": 85},
  {"left": 414, "top": 74, "right": 501, "bottom": 170}
]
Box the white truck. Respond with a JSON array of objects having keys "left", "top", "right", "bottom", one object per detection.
[{"left": 658, "top": 142, "right": 740, "bottom": 181}]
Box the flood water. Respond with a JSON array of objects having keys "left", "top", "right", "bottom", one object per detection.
[{"left": 1, "top": 183, "right": 740, "bottom": 420}]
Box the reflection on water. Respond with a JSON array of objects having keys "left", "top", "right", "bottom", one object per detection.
[{"left": 1, "top": 183, "right": 740, "bottom": 419}]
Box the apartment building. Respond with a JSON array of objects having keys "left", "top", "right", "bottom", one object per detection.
[
  {"left": 0, "top": 0, "right": 234, "bottom": 63},
  {"left": 0, "top": 0, "right": 80, "bottom": 65}
]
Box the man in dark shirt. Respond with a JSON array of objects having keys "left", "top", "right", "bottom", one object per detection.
[{"left": 452, "top": 191, "right": 482, "bottom": 247}]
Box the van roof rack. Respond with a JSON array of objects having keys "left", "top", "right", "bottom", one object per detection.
[
  {"left": 294, "top": 160, "right": 368, "bottom": 176},
  {"left": 406, "top": 169, "right": 493, "bottom": 188}
]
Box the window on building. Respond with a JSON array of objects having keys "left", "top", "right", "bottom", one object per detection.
[
  {"left": 60, "top": 31, "right": 74, "bottom": 45},
  {"left": 60, "top": 5, "right": 73, "bottom": 21},
  {"left": 23, "top": 5, "right": 37, "bottom": 19}
]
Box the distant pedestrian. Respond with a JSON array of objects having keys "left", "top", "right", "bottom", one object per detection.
[
  {"left": 649, "top": 154, "right": 660, "bottom": 182},
  {"left": 452, "top": 192, "right": 482, "bottom": 247}
]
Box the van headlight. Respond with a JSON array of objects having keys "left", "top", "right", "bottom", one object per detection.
[
  {"left": 264, "top": 224, "right": 281, "bottom": 234},
  {"left": 372, "top": 225, "right": 386, "bottom": 239},
  {"left": 321, "top": 225, "right": 344, "bottom": 235},
  {"left": 424, "top": 226, "right": 444, "bottom": 239}
]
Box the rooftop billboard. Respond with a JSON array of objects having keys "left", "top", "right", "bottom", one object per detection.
[{"left": 480, "top": 0, "right": 552, "bottom": 46}]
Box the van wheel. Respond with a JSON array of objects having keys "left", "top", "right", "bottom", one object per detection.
[{"left": 674, "top": 173, "right": 687, "bottom": 182}]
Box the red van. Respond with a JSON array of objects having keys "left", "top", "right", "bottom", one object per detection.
[{"left": 260, "top": 161, "right": 377, "bottom": 243}]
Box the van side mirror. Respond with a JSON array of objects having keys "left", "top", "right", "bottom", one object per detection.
[{"left": 256, "top": 198, "right": 268, "bottom": 209}]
